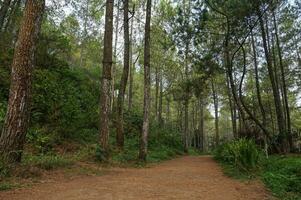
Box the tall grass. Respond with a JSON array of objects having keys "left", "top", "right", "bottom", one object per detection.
[{"left": 214, "top": 138, "right": 262, "bottom": 172}]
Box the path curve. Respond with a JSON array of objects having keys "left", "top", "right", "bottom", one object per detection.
[{"left": 0, "top": 156, "right": 270, "bottom": 200}]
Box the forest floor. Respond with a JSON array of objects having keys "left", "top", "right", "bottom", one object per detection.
[{"left": 0, "top": 156, "right": 271, "bottom": 200}]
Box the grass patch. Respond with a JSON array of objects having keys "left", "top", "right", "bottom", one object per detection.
[
  {"left": 0, "top": 182, "right": 15, "bottom": 191},
  {"left": 0, "top": 180, "right": 21, "bottom": 191},
  {"left": 23, "top": 154, "right": 74, "bottom": 170},
  {"left": 217, "top": 161, "right": 258, "bottom": 180}
]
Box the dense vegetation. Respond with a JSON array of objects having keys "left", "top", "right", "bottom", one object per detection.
[
  {"left": 214, "top": 139, "right": 301, "bottom": 200},
  {"left": 0, "top": 0, "right": 300, "bottom": 198}
]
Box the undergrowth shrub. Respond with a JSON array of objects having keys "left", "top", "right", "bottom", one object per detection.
[
  {"left": 95, "top": 145, "right": 109, "bottom": 162},
  {"left": 0, "top": 159, "right": 10, "bottom": 178},
  {"left": 214, "top": 139, "right": 262, "bottom": 172},
  {"left": 262, "top": 156, "right": 301, "bottom": 200},
  {"left": 23, "top": 154, "right": 73, "bottom": 170},
  {"left": 109, "top": 123, "right": 184, "bottom": 164}
]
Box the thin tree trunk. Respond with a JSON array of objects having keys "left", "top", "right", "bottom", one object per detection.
[
  {"left": 116, "top": 0, "right": 130, "bottom": 148},
  {"left": 128, "top": 4, "right": 135, "bottom": 111},
  {"left": 99, "top": 0, "right": 114, "bottom": 159},
  {"left": 111, "top": 0, "right": 120, "bottom": 112},
  {"left": 199, "top": 97, "right": 205, "bottom": 151},
  {"left": 182, "top": 0, "right": 191, "bottom": 153},
  {"left": 0, "top": 0, "right": 45, "bottom": 163},
  {"left": 258, "top": 10, "right": 288, "bottom": 152},
  {"left": 273, "top": 10, "right": 292, "bottom": 150},
  {"left": 237, "top": 41, "right": 279, "bottom": 151},
  {"left": 271, "top": 33, "right": 284, "bottom": 127},
  {"left": 155, "top": 66, "right": 159, "bottom": 120},
  {"left": 251, "top": 29, "right": 267, "bottom": 127},
  {"left": 226, "top": 74, "right": 236, "bottom": 138},
  {"left": 158, "top": 69, "right": 163, "bottom": 127},
  {"left": 211, "top": 79, "right": 219, "bottom": 146},
  {"left": 184, "top": 96, "right": 189, "bottom": 152},
  {"left": 139, "top": 0, "right": 151, "bottom": 161},
  {"left": 79, "top": 1, "right": 89, "bottom": 68},
  {"left": 166, "top": 96, "right": 170, "bottom": 123},
  {"left": 223, "top": 19, "right": 247, "bottom": 137},
  {"left": 191, "top": 102, "right": 195, "bottom": 147}
]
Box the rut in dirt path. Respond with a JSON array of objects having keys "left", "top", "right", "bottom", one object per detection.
[{"left": 0, "top": 156, "right": 270, "bottom": 200}]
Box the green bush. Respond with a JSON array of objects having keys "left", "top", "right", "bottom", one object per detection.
[
  {"left": 262, "top": 156, "right": 301, "bottom": 200},
  {"left": 95, "top": 145, "right": 109, "bottom": 162},
  {"left": 214, "top": 139, "right": 262, "bottom": 172},
  {"left": 31, "top": 68, "right": 99, "bottom": 140}
]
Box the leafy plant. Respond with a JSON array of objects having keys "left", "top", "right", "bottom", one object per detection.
[
  {"left": 262, "top": 156, "right": 301, "bottom": 200},
  {"left": 95, "top": 145, "right": 109, "bottom": 162},
  {"left": 214, "top": 139, "right": 262, "bottom": 172}
]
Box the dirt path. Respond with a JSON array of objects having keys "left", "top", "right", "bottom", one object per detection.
[{"left": 0, "top": 156, "right": 270, "bottom": 200}]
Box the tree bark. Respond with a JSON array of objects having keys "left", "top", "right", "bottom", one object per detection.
[
  {"left": 0, "top": 0, "right": 45, "bottom": 163},
  {"left": 99, "top": 0, "right": 114, "bottom": 159},
  {"left": 139, "top": 0, "right": 151, "bottom": 161},
  {"left": 116, "top": 0, "right": 130, "bottom": 148},
  {"left": 258, "top": 10, "right": 288, "bottom": 152}
]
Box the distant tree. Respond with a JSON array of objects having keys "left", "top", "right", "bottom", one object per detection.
[{"left": 116, "top": 0, "right": 130, "bottom": 148}]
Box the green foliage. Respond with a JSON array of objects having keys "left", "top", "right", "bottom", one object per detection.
[
  {"left": 0, "top": 159, "right": 10, "bottom": 178},
  {"left": 23, "top": 154, "right": 73, "bottom": 170},
  {"left": 95, "top": 145, "right": 109, "bottom": 162},
  {"left": 111, "top": 124, "right": 184, "bottom": 164},
  {"left": 215, "top": 140, "right": 301, "bottom": 200},
  {"left": 111, "top": 137, "right": 139, "bottom": 163},
  {"left": 23, "top": 66, "right": 99, "bottom": 153},
  {"left": 0, "top": 183, "right": 15, "bottom": 191},
  {"left": 123, "top": 109, "right": 143, "bottom": 137},
  {"left": 262, "top": 156, "right": 301, "bottom": 200},
  {"left": 214, "top": 139, "right": 262, "bottom": 172}
]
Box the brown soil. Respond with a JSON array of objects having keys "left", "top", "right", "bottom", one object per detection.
[{"left": 0, "top": 156, "right": 271, "bottom": 200}]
